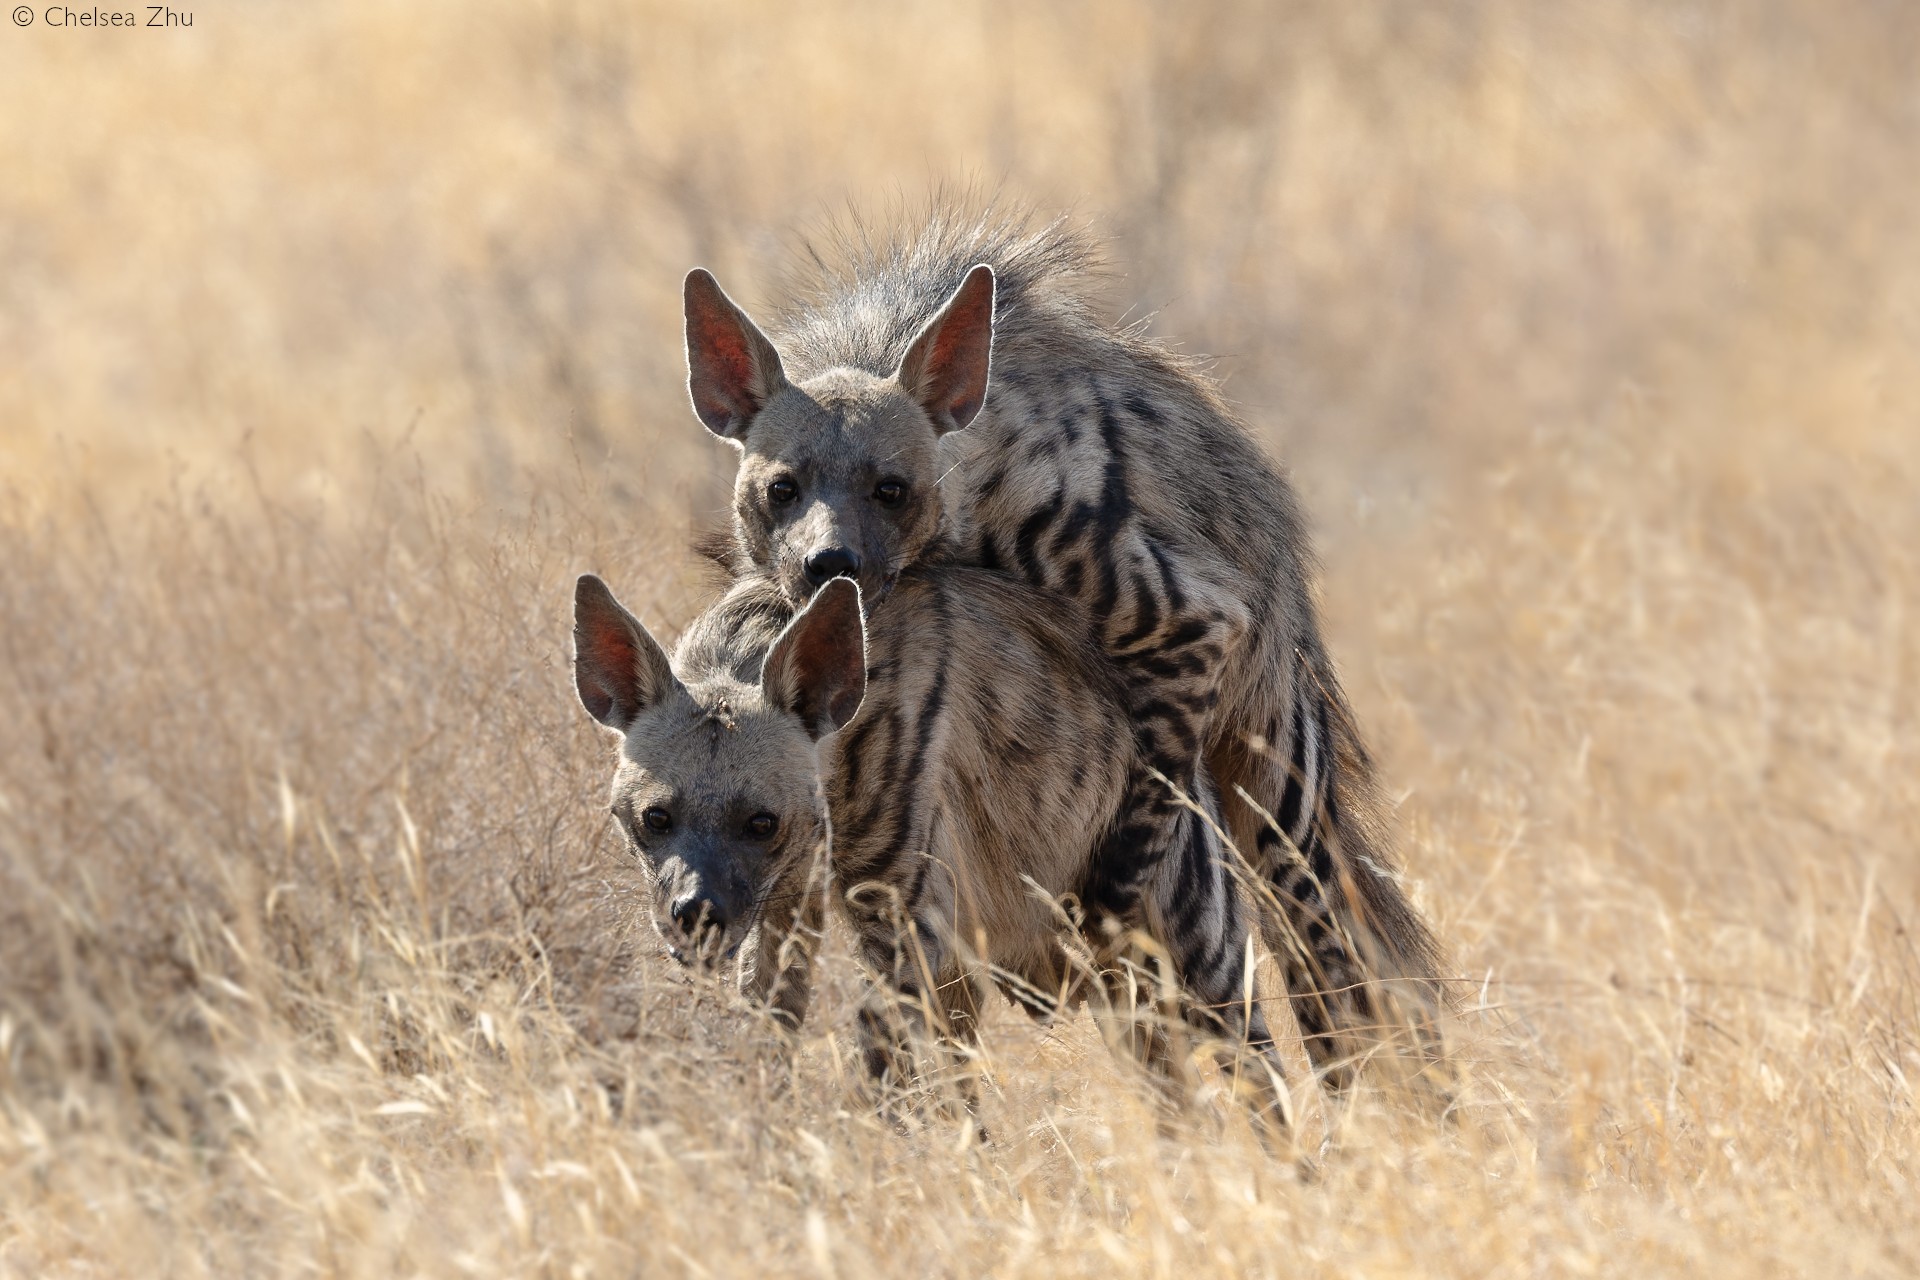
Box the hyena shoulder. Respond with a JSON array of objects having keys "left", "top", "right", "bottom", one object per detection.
[
  {"left": 856, "top": 568, "right": 1134, "bottom": 842},
  {"left": 872, "top": 569, "right": 1130, "bottom": 721}
]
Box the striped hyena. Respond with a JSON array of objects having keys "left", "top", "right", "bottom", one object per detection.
[
  {"left": 574, "top": 569, "right": 1287, "bottom": 1111},
  {"left": 681, "top": 211, "right": 1444, "bottom": 1087}
]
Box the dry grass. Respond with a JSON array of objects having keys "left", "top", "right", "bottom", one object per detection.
[{"left": 3, "top": 2, "right": 1919, "bottom": 1275}]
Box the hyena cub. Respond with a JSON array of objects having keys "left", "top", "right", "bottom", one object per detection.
[
  {"left": 683, "top": 211, "right": 1445, "bottom": 1087},
  {"left": 573, "top": 569, "right": 1287, "bottom": 1110}
]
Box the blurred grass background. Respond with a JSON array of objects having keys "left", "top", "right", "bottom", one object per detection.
[{"left": 2, "top": 1, "right": 1918, "bottom": 1275}]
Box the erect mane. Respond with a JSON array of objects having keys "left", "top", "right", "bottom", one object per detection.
[{"left": 767, "top": 196, "right": 1115, "bottom": 380}]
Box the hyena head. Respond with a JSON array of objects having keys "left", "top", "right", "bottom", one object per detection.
[
  {"left": 573, "top": 574, "right": 867, "bottom": 967},
  {"left": 683, "top": 263, "right": 996, "bottom": 607}
]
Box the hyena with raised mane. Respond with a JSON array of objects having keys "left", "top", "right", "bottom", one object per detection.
[
  {"left": 574, "top": 569, "right": 1286, "bottom": 1109},
  {"left": 682, "top": 209, "right": 1444, "bottom": 1086}
]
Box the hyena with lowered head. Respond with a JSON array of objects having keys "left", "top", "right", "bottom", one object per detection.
[
  {"left": 682, "top": 209, "right": 1445, "bottom": 1088},
  {"left": 574, "top": 568, "right": 1288, "bottom": 1113}
]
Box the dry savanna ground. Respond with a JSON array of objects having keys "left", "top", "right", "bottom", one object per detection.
[{"left": 3, "top": 2, "right": 1918, "bottom": 1275}]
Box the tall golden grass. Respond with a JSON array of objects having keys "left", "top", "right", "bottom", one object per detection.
[{"left": 3, "top": 2, "right": 1917, "bottom": 1274}]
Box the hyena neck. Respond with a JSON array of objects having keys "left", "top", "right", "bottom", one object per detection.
[{"left": 673, "top": 574, "right": 798, "bottom": 689}]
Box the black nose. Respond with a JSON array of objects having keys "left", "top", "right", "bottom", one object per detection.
[
  {"left": 670, "top": 893, "right": 728, "bottom": 939},
  {"left": 803, "top": 547, "right": 861, "bottom": 587}
]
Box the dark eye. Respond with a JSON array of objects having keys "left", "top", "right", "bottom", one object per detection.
[
  {"left": 744, "top": 812, "right": 778, "bottom": 840},
  {"left": 768, "top": 478, "right": 798, "bottom": 506},
  {"left": 873, "top": 480, "right": 907, "bottom": 509},
  {"left": 640, "top": 806, "right": 672, "bottom": 834}
]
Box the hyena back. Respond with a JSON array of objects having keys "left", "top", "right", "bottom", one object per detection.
[
  {"left": 574, "top": 569, "right": 1286, "bottom": 1107},
  {"left": 683, "top": 209, "right": 1445, "bottom": 1086}
]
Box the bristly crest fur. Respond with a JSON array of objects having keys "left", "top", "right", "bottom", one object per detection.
[{"left": 770, "top": 199, "right": 1116, "bottom": 379}]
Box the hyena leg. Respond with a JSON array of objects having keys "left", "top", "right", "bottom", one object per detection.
[
  {"left": 1216, "top": 712, "right": 1378, "bottom": 1093},
  {"left": 1094, "top": 945, "right": 1180, "bottom": 1102},
  {"left": 743, "top": 852, "right": 828, "bottom": 1033},
  {"left": 1084, "top": 588, "right": 1248, "bottom": 925},
  {"left": 846, "top": 894, "right": 982, "bottom": 1109},
  {"left": 1264, "top": 865, "right": 1370, "bottom": 1095},
  {"left": 1136, "top": 784, "right": 1291, "bottom": 1125},
  {"left": 1098, "top": 951, "right": 1198, "bottom": 1120}
]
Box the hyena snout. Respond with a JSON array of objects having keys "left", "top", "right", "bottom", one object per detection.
[
  {"left": 669, "top": 891, "right": 726, "bottom": 944},
  {"left": 657, "top": 862, "right": 751, "bottom": 964},
  {"left": 802, "top": 546, "right": 861, "bottom": 588}
]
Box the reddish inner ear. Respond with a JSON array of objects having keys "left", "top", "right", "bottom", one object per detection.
[
  {"left": 788, "top": 623, "right": 861, "bottom": 717},
  {"left": 582, "top": 621, "right": 637, "bottom": 678},
  {"left": 824, "top": 670, "right": 863, "bottom": 728},
  {"left": 908, "top": 268, "right": 994, "bottom": 425},
  {"left": 766, "top": 582, "right": 866, "bottom": 735},
  {"left": 690, "top": 309, "right": 756, "bottom": 412},
  {"left": 933, "top": 287, "right": 993, "bottom": 371},
  {"left": 578, "top": 614, "right": 641, "bottom": 720}
]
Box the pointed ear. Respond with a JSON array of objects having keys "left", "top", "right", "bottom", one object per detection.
[
  {"left": 896, "top": 263, "right": 996, "bottom": 434},
  {"left": 685, "top": 268, "right": 789, "bottom": 442},
  {"left": 760, "top": 578, "right": 867, "bottom": 740},
  {"left": 573, "top": 574, "right": 677, "bottom": 733}
]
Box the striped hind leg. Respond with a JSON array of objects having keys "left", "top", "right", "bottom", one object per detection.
[
  {"left": 1079, "top": 574, "right": 1247, "bottom": 928},
  {"left": 1215, "top": 693, "right": 1379, "bottom": 1093},
  {"left": 1135, "top": 775, "right": 1292, "bottom": 1125}
]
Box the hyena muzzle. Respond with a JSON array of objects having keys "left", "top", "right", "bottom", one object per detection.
[
  {"left": 679, "top": 209, "right": 1447, "bottom": 1089},
  {"left": 574, "top": 569, "right": 1290, "bottom": 1116}
]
